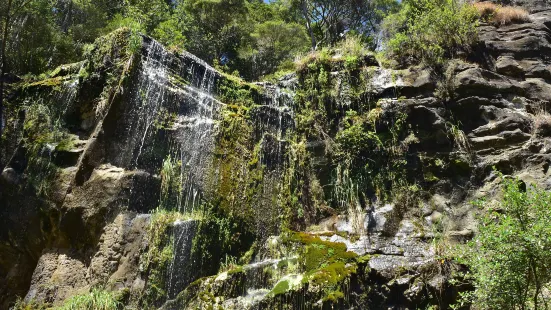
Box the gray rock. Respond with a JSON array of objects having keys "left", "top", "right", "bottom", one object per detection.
[{"left": 496, "top": 56, "right": 524, "bottom": 77}]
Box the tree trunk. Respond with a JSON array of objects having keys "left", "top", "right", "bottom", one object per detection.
[
  {"left": 62, "top": 0, "right": 74, "bottom": 33},
  {"left": 0, "top": 0, "right": 13, "bottom": 138},
  {"left": 301, "top": 0, "right": 316, "bottom": 50}
]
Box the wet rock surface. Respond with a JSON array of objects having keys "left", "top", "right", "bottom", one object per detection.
[{"left": 1, "top": 5, "right": 551, "bottom": 309}]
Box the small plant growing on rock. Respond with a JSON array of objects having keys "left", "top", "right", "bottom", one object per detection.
[
  {"left": 12, "top": 298, "right": 48, "bottom": 310},
  {"left": 57, "top": 288, "right": 122, "bottom": 310},
  {"left": 446, "top": 121, "right": 471, "bottom": 157},
  {"left": 531, "top": 104, "right": 551, "bottom": 138}
]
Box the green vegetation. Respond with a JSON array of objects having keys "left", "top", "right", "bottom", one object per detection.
[
  {"left": 159, "top": 155, "right": 182, "bottom": 210},
  {"left": 458, "top": 176, "right": 551, "bottom": 310},
  {"left": 141, "top": 207, "right": 207, "bottom": 306},
  {"left": 12, "top": 298, "right": 48, "bottom": 310},
  {"left": 21, "top": 103, "right": 68, "bottom": 196},
  {"left": 280, "top": 232, "right": 358, "bottom": 299},
  {"left": 2, "top": 0, "right": 528, "bottom": 308},
  {"left": 55, "top": 288, "right": 122, "bottom": 310},
  {"left": 0, "top": 0, "right": 402, "bottom": 84},
  {"left": 293, "top": 45, "right": 421, "bottom": 217},
  {"left": 141, "top": 209, "right": 180, "bottom": 305},
  {"left": 382, "top": 0, "right": 479, "bottom": 66},
  {"left": 286, "top": 232, "right": 357, "bottom": 273}
]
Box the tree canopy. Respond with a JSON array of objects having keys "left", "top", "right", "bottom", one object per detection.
[{"left": 0, "top": 0, "right": 403, "bottom": 81}]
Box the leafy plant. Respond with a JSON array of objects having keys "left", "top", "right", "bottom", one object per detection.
[
  {"left": 460, "top": 176, "right": 551, "bottom": 309},
  {"left": 382, "top": 0, "right": 479, "bottom": 66},
  {"left": 12, "top": 298, "right": 48, "bottom": 310}
]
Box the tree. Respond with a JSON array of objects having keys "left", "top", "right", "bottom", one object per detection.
[
  {"left": 179, "top": 0, "right": 248, "bottom": 65},
  {"left": 292, "top": 0, "right": 399, "bottom": 49},
  {"left": 54, "top": 0, "right": 124, "bottom": 42},
  {"left": 463, "top": 176, "right": 551, "bottom": 309},
  {"left": 0, "top": 0, "right": 33, "bottom": 137},
  {"left": 238, "top": 20, "right": 309, "bottom": 79},
  {"left": 152, "top": 17, "right": 186, "bottom": 50},
  {"left": 122, "top": 0, "right": 171, "bottom": 33}
]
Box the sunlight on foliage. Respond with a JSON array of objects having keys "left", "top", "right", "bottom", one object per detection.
[
  {"left": 458, "top": 175, "right": 551, "bottom": 309},
  {"left": 382, "top": 0, "right": 479, "bottom": 66}
]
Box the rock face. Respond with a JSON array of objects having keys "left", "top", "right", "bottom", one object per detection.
[
  {"left": 0, "top": 30, "right": 292, "bottom": 308},
  {"left": 1, "top": 4, "right": 551, "bottom": 309}
]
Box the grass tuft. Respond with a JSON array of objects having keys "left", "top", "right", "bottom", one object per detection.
[
  {"left": 474, "top": 2, "right": 530, "bottom": 26},
  {"left": 56, "top": 288, "right": 121, "bottom": 310}
]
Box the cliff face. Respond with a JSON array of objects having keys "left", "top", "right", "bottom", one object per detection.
[{"left": 1, "top": 2, "right": 551, "bottom": 308}]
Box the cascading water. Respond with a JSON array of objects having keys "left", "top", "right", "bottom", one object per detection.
[
  {"left": 167, "top": 219, "right": 199, "bottom": 299},
  {"left": 108, "top": 37, "right": 224, "bottom": 214},
  {"left": 108, "top": 37, "right": 299, "bottom": 303},
  {"left": 252, "top": 83, "right": 294, "bottom": 169},
  {"left": 116, "top": 39, "right": 170, "bottom": 168},
  {"left": 114, "top": 38, "right": 227, "bottom": 300},
  {"left": 169, "top": 64, "right": 221, "bottom": 213},
  {"left": 57, "top": 77, "right": 79, "bottom": 117}
]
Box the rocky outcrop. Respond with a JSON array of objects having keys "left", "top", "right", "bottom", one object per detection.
[
  {"left": 0, "top": 29, "right": 291, "bottom": 308},
  {"left": 1, "top": 3, "right": 551, "bottom": 309}
]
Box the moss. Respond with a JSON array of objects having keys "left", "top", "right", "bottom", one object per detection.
[
  {"left": 270, "top": 279, "right": 290, "bottom": 296},
  {"left": 48, "top": 62, "right": 86, "bottom": 79},
  {"left": 424, "top": 171, "right": 440, "bottom": 182},
  {"left": 226, "top": 266, "right": 244, "bottom": 275},
  {"left": 238, "top": 242, "right": 257, "bottom": 265},
  {"left": 275, "top": 231, "right": 360, "bottom": 303},
  {"left": 204, "top": 93, "right": 285, "bottom": 238},
  {"left": 55, "top": 135, "right": 78, "bottom": 152},
  {"left": 140, "top": 208, "right": 205, "bottom": 307},
  {"left": 323, "top": 290, "right": 345, "bottom": 302},
  {"left": 86, "top": 28, "right": 136, "bottom": 68},
  {"left": 21, "top": 103, "right": 73, "bottom": 197},
  {"left": 309, "top": 262, "right": 355, "bottom": 287},
  {"left": 284, "top": 232, "right": 357, "bottom": 273},
  {"left": 26, "top": 76, "right": 65, "bottom": 89},
  {"left": 189, "top": 209, "right": 254, "bottom": 289},
  {"left": 218, "top": 73, "right": 261, "bottom": 107},
  {"left": 168, "top": 73, "right": 189, "bottom": 88}
]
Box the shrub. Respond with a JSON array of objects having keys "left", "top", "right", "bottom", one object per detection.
[
  {"left": 460, "top": 176, "right": 551, "bottom": 309},
  {"left": 12, "top": 298, "right": 48, "bottom": 310},
  {"left": 335, "top": 35, "right": 370, "bottom": 59},
  {"left": 382, "top": 0, "right": 479, "bottom": 66},
  {"left": 474, "top": 2, "right": 530, "bottom": 26},
  {"left": 294, "top": 35, "right": 371, "bottom": 73}
]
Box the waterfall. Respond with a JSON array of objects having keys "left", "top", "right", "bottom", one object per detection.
[
  {"left": 170, "top": 64, "right": 220, "bottom": 213},
  {"left": 57, "top": 77, "right": 79, "bottom": 118},
  {"left": 113, "top": 37, "right": 298, "bottom": 302},
  {"left": 117, "top": 38, "right": 170, "bottom": 169},
  {"left": 102, "top": 37, "right": 224, "bottom": 213},
  {"left": 252, "top": 82, "right": 294, "bottom": 170},
  {"left": 167, "top": 219, "right": 199, "bottom": 299}
]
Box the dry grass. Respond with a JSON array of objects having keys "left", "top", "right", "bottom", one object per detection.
[
  {"left": 473, "top": 1, "right": 530, "bottom": 26},
  {"left": 532, "top": 104, "right": 551, "bottom": 137},
  {"left": 474, "top": 1, "right": 498, "bottom": 17}
]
